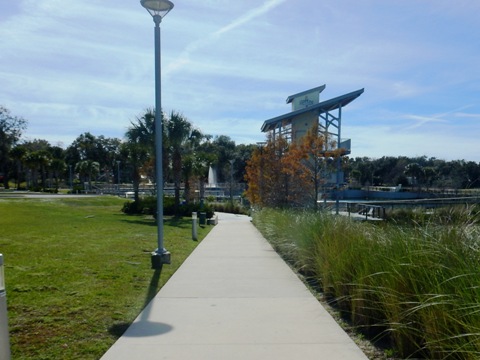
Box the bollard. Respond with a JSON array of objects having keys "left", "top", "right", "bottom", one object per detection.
[
  {"left": 0, "top": 254, "right": 11, "bottom": 360},
  {"left": 192, "top": 212, "right": 198, "bottom": 241}
]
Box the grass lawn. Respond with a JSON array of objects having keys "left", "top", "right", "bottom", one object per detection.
[{"left": 0, "top": 196, "right": 212, "bottom": 359}]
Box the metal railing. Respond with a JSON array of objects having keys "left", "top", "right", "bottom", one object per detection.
[{"left": 346, "top": 203, "right": 386, "bottom": 220}]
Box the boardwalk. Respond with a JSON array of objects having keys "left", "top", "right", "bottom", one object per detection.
[{"left": 101, "top": 212, "right": 368, "bottom": 360}]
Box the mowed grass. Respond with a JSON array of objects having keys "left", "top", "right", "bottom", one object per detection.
[{"left": 0, "top": 196, "right": 211, "bottom": 359}]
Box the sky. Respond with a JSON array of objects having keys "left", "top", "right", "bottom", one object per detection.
[{"left": 1, "top": 0, "right": 479, "bottom": 161}]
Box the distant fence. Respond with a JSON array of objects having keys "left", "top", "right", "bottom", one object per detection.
[
  {"left": 337, "top": 188, "right": 480, "bottom": 201},
  {"left": 340, "top": 196, "right": 480, "bottom": 221},
  {"left": 90, "top": 183, "right": 246, "bottom": 199},
  {"left": 346, "top": 203, "right": 386, "bottom": 220}
]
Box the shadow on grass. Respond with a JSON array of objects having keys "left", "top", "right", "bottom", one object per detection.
[
  {"left": 165, "top": 217, "right": 191, "bottom": 229},
  {"left": 108, "top": 267, "right": 174, "bottom": 338},
  {"left": 117, "top": 214, "right": 191, "bottom": 229},
  {"left": 119, "top": 218, "right": 157, "bottom": 227}
]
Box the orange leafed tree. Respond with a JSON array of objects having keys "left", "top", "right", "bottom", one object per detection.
[
  {"left": 282, "top": 124, "right": 343, "bottom": 210},
  {"left": 246, "top": 124, "right": 344, "bottom": 209},
  {"left": 245, "top": 135, "right": 290, "bottom": 207}
]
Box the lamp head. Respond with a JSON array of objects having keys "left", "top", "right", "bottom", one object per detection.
[{"left": 140, "top": 0, "right": 174, "bottom": 19}]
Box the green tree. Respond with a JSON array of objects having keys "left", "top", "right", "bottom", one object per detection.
[
  {"left": 0, "top": 106, "right": 27, "bottom": 188},
  {"left": 349, "top": 169, "right": 361, "bottom": 185},
  {"left": 23, "top": 150, "right": 51, "bottom": 190},
  {"left": 99, "top": 136, "right": 122, "bottom": 184},
  {"left": 47, "top": 145, "right": 66, "bottom": 189},
  {"left": 211, "top": 135, "right": 236, "bottom": 182},
  {"left": 66, "top": 133, "right": 121, "bottom": 182},
  {"left": 10, "top": 145, "right": 27, "bottom": 189},
  {"left": 165, "top": 111, "right": 202, "bottom": 214},
  {"left": 193, "top": 138, "right": 217, "bottom": 203},
  {"left": 423, "top": 166, "right": 437, "bottom": 190},
  {"left": 404, "top": 162, "right": 424, "bottom": 188},
  {"left": 233, "top": 143, "right": 256, "bottom": 184},
  {"left": 181, "top": 129, "right": 204, "bottom": 204},
  {"left": 124, "top": 110, "right": 155, "bottom": 202},
  {"left": 21, "top": 140, "right": 51, "bottom": 189},
  {"left": 49, "top": 158, "right": 67, "bottom": 189},
  {"left": 464, "top": 161, "right": 480, "bottom": 188},
  {"left": 66, "top": 132, "right": 98, "bottom": 164},
  {"left": 75, "top": 160, "right": 100, "bottom": 190}
]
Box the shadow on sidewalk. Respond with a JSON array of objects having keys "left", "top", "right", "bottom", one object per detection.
[{"left": 108, "top": 267, "right": 174, "bottom": 338}]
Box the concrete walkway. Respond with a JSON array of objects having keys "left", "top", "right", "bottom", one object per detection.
[{"left": 100, "top": 213, "right": 368, "bottom": 360}]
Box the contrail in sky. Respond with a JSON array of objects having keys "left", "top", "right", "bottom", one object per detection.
[
  {"left": 215, "top": 0, "right": 287, "bottom": 36},
  {"left": 404, "top": 105, "right": 473, "bottom": 130},
  {"left": 165, "top": 0, "right": 288, "bottom": 75}
]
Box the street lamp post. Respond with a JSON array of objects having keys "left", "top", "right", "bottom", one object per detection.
[
  {"left": 69, "top": 165, "right": 73, "bottom": 192},
  {"left": 116, "top": 160, "right": 121, "bottom": 194},
  {"left": 140, "top": 0, "right": 174, "bottom": 268},
  {"left": 229, "top": 159, "right": 234, "bottom": 202}
]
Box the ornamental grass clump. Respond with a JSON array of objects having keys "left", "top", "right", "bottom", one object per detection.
[
  {"left": 253, "top": 206, "right": 480, "bottom": 359},
  {"left": 253, "top": 208, "right": 300, "bottom": 265}
]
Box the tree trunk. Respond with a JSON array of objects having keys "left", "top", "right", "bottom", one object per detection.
[
  {"left": 1, "top": 164, "right": 10, "bottom": 189},
  {"left": 184, "top": 178, "right": 190, "bottom": 204}
]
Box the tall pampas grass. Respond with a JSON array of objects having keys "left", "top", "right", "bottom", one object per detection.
[{"left": 253, "top": 206, "right": 480, "bottom": 359}]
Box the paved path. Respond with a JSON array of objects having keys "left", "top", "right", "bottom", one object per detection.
[{"left": 100, "top": 213, "right": 368, "bottom": 360}]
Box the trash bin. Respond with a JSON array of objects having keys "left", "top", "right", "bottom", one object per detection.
[
  {"left": 199, "top": 212, "right": 206, "bottom": 225},
  {"left": 0, "top": 254, "right": 11, "bottom": 360}
]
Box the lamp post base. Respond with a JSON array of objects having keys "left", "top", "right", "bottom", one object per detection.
[{"left": 151, "top": 251, "right": 171, "bottom": 269}]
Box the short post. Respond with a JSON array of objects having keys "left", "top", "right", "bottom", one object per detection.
[
  {"left": 0, "top": 254, "right": 11, "bottom": 360},
  {"left": 192, "top": 212, "right": 198, "bottom": 241}
]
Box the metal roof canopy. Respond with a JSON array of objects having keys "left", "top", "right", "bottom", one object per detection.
[
  {"left": 261, "top": 88, "right": 364, "bottom": 133},
  {"left": 286, "top": 84, "right": 326, "bottom": 104}
]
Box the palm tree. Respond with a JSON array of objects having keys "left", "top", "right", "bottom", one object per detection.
[
  {"left": 23, "top": 150, "right": 51, "bottom": 190},
  {"left": 121, "top": 141, "right": 148, "bottom": 202},
  {"left": 193, "top": 140, "right": 217, "bottom": 205},
  {"left": 165, "top": 111, "right": 198, "bottom": 215},
  {"left": 125, "top": 109, "right": 156, "bottom": 201},
  {"left": 49, "top": 158, "right": 66, "bottom": 189},
  {"left": 0, "top": 106, "right": 27, "bottom": 188},
  {"left": 10, "top": 145, "right": 26, "bottom": 189},
  {"left": 127, "top": 109, "right": 155, "bottom": 151},
  {"left": 75, "top": 160, "right": 100, "bottom": 191},
  {"left": 37, "top": 150, "right": 52, "bottom": 189}
]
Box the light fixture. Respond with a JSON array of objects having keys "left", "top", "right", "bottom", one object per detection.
[{"left": 140, "top": 0, "right": 174, "bottom": 19}]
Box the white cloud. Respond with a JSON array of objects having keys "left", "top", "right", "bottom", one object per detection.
[
  {"left": 0, "top": 0, "right": 479, "bottom": 162},
  {"left": 346, "top": 123, "right": 479, "bottom": 162}
]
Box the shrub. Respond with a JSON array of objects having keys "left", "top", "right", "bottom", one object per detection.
[
  {"left": 43, "top": 187, "right": 58, "bottom": 194},
  {"left": 209, "top": 201, "right": 249, "bottom": 215},
  {"left": 122, "top": 196, "right": 213, "bottom": 218}
]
